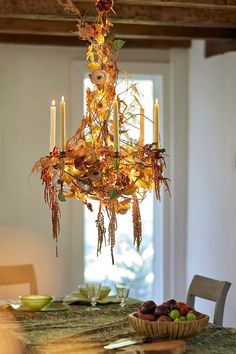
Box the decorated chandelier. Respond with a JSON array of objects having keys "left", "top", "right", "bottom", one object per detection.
[{"left": 33, "top": 0, "right": 170, "bottom": 264}]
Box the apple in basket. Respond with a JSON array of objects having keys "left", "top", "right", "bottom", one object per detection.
[{"left": 136, "top": 299, "right": 205, "bottom": 322}]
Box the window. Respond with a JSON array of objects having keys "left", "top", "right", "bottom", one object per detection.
[{"left": 83, "top": 73, "right": 163, "bottom": 300}]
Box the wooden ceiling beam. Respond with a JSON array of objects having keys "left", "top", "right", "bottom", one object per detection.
[
  {"left": 1, "top": 0, "right": 236, "bottom": 28},
  {"left": 205, "top": 39, "right": 236, "bottom": 57},
  {"left": 0, "top": 17, "right": 236, "bottom": 41},
  {"left": 96, "top": 3, "right": 236, "bottom": 27},
  {"left": 126, "top": 38, "right": 191, "bottom": 48},
  {"left": 116, "top": 0, "right": 236, "bottom": 4},
  {"left": 80, "top": 0, "right": 236, "bottom": 5},
  {"left": 1, "top": 0, "right": 236, "bottom": 54},
  {"left": 116, "top": 25, "right": 236, "bottom": 40},
  {"left": 0, "top": 32, "right": 191, "bottom": 49},
  {"left": 3, "top": 0, "right": 236, "bottom": 14}
]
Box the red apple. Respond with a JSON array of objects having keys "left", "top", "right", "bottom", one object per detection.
[
  {"left": 157, "top": 315, "right": 172, "bottom": 322},
  {"left": 138, "top": 312, "right": 156, "bottom": 321},
  {"left": 163, "top": 299, "right": 177, "bottom": 310},
  {"left": 140, "top": 300, "right": 156, "bottom": 314},
  {"left": 178, "top": 304, "right": 189, "bottom": 316},
  {"left": 154, "top": 305, "right": 170, "bottom": 318}
]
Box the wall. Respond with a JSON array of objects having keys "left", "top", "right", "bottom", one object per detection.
[
  {"left": 0, "top": 43, "right": 170, "bottom": 298},
  {"left": 169, "top": 49, "right": 188, "bottom": 302},
  {"left": 1, "top": 39, "right": 234, "bottom": 326},
  {"left": 188, "top": 40, "right": 236, "bottom": 327},
  {"left": 0, "top": 44, "right": 82, "bottom": 297}
]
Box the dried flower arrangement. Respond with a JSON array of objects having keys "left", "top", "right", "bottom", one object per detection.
[{"left": 33, "top": 0, "right": 170, "bottom": 264}]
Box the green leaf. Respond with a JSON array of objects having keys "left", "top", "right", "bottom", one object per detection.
[
  {"left": 113, "top": 159, "right": 119, "bottom": 170},
  {"left": 109, "top": 189, "right": 118, "bottom": 199},
  {"left": 58, "top": 190, "right": 66, "bottom": 202},
  {"left": 111, "top": 39, "right": 126, "bottom": 50}
]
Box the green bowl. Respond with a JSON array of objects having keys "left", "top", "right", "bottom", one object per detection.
[
  {"left": 19, "top": 295, "right": 53, "bottom": 311},
  {"left": 79, "top": 286, "right": 111, "bottom": 300}
]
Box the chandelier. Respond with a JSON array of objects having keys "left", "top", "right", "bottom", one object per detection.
[{"left": 33, "top": 0, "right": 170, "bottom": 264}]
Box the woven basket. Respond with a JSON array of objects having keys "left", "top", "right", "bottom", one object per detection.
[{"left": 128, "top": 313, "right": 209, "bottom": 339}]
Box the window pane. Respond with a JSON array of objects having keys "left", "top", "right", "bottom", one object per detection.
[{"left": 83, "top": 76, "right": 156, "bottom": 300}]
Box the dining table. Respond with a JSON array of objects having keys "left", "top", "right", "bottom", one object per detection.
[{"left": 0, "top": 296, "right": 236, "bottom": 354}]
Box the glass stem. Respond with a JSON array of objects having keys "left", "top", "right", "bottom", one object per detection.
[
  {"left": 120, "top": 299, "right": 125, "bottom": 308},
  {"left": 91, "top": 299, "right": 97, "bottom": 307}
]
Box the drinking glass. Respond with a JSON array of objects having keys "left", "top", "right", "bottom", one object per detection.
[
  {"left": 86, "top": 282, "right": 102, "bottom": 310},
  {"left": 115, "top": 282, "right": 130, "bottom": 308}
]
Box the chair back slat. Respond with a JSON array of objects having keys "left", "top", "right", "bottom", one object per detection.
[
  {"left": 0, "top": 264, "right": 38, "bottom": 295},
  {"left": 186, "top": 274, "right": 231, "bottom": 327}
]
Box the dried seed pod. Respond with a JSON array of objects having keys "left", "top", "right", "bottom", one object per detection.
[
  {"left": 73, "top": 177, "right": 92, "bottom": 192},
  {"left": 88, "top": 169, "right": 102, "bottom": 182},
  {"left": 89, "top": 70, "right": 107, "bottom": 90},
  {"left": 52, "top": 173, "right": 62, "bottom": 191}
]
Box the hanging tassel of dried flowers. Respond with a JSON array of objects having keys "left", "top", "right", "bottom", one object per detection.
[
  {"left": 108, "top": 202, "right": 117, "bottom": 265},
  {"left": 96, "top": 201, "right": 106, "bottom": 256},
  {"left": 151, "top": 153, "right": 162, "bottom": 201},
  {"left": 44, "top": 176, "right": 61, "bottom": 257},
  {"left": 132, "top": 194, "right": 142, "bottom": 251},
  {"left": 151, "top": 152, "right": 171, "bottom": 200}
]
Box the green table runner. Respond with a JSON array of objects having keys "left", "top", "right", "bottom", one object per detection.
[{"left": 0, "top": 301, "right": 235, "bottom": 353}]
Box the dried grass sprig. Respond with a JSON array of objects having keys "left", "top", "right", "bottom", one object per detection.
[{"left": 57, "top": 0, "right": 81, "bottom": 15}]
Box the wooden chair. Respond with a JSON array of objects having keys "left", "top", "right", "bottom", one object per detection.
[
  {"left": 0, "top": 264, "right": 38, "bottom": 295},
  {"left": 186, "top": 274, "right": 231, "bottom": 326}
]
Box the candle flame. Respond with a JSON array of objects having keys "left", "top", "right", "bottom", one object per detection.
[
  {"left": 155, "top": 98, "right": 159, "bottom": 104},
  {"left": 61, "top": 96, "right": 65, "bottom": 102},
  {"left": 52, "top": 100, "right": 55, "bottom": 106}
]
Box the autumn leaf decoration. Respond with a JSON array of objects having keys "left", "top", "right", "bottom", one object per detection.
[{"left": 33, "top": 0, "right": 170, "bottom": 264}]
